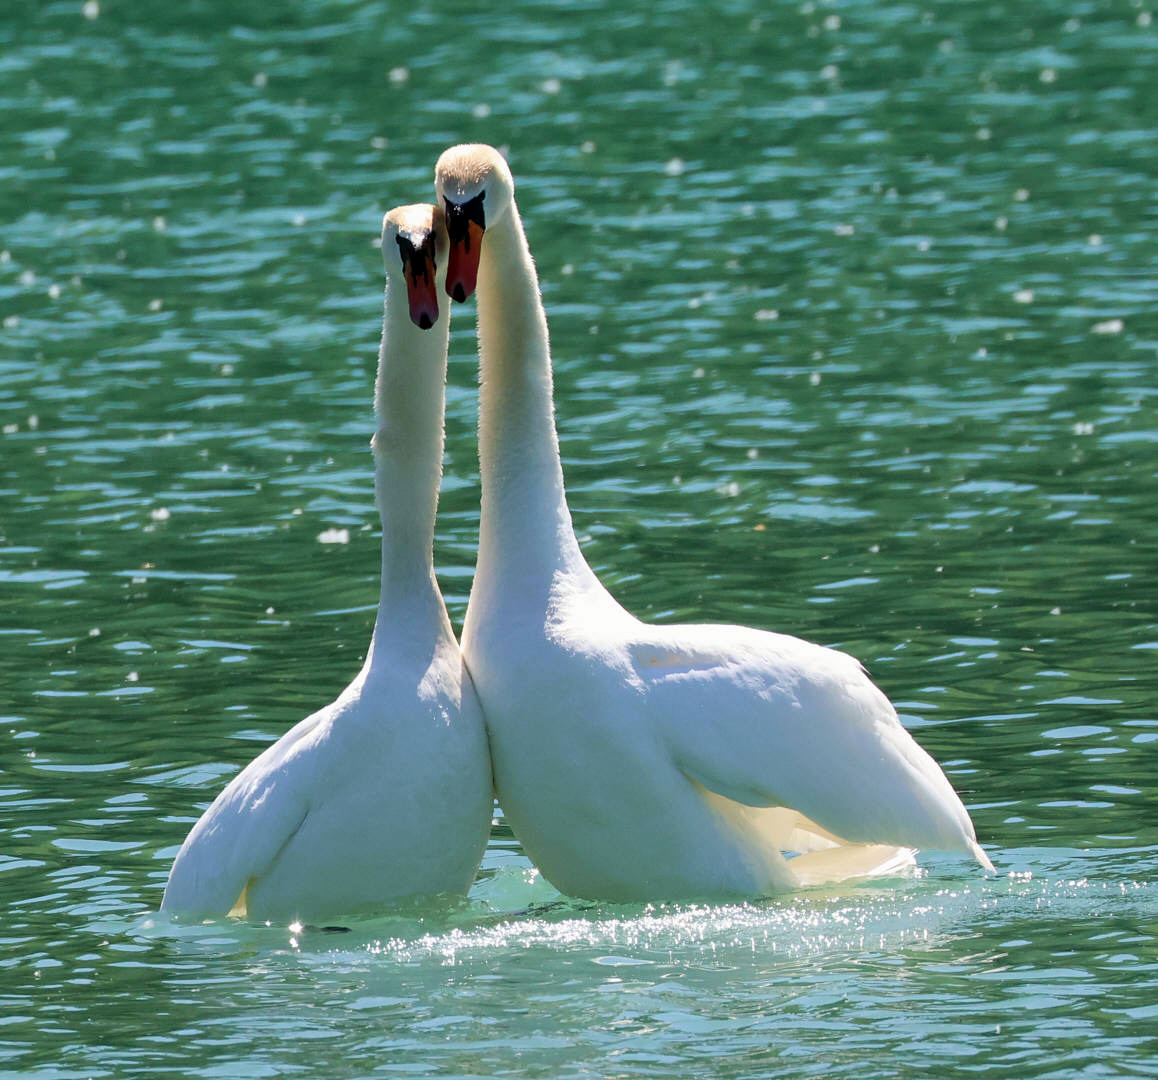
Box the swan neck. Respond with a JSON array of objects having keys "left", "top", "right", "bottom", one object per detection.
[
  {"left": 474, "top": 206, "right": 586, "bottom": 585},
  {"left": 370, "top": 278, "right": 451, "bottom": 631}
]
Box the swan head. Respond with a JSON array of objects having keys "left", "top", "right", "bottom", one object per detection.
[
  {"left": 381, "top": 203, "right": 448, "bottom": 330},
  {"left": 433, "top": 143, "right": 514, "bottom": 303}
]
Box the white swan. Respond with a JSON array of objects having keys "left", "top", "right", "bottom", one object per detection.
[
  {"left": 161, "top": 204, "right": 493, "bottom": 921},
  {"left": 435, "top": 144, "right": 994, "bottom": 902}
]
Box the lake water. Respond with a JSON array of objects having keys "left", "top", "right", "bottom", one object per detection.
[{"left": 2, "top": 0, "right": 1156, "bottom": 1076}]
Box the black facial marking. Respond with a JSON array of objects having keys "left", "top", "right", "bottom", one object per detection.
[
  {"left": 394, "top": 231, "right": 437, "bottom": 282},
  {"left": 443, "top": 191, "right": 486, "bottom": 250}
]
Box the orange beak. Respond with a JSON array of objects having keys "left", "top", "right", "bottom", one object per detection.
[
  {"left": 403, "top": 254, "right": 439, "bottom": 330},
  {"left": 446, "top": 220, "right": 484, "bottom": 303},
  {"left": 443, "top": 192, "right": 487, "bottom": 302}
]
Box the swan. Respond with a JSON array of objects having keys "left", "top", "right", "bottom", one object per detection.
[
  {"left": 435, "top": 143, "right": 994, "bottom": 902},
  {"left": 161, "top": 204, "right": 493, "bottom": 921}
]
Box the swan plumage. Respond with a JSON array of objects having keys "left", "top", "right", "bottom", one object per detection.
[
  {"left": 161, "top": 204, "right": 492, "bottom": 921},
  {"left": 435, "top": 143, "right": 993, "bottom": 902}
]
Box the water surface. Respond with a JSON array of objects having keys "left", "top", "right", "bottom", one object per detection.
[{"left": 2, "top": 1, "right": 1156, "bottom": 1077}]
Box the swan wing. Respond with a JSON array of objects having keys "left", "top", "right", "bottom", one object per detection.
[
  {"left": 160, "top": 710, "right": 326, "bottom": 917},
  {"left": 634, "top": 623, "right": 990, "bottom": 865}
]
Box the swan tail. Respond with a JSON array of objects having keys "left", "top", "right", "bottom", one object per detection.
[
  {"left": 228, "top": 881, "right": 250, "bottom": 919},
  {"left": 968, "top": 839, "right": 996, "bottom": 874}
]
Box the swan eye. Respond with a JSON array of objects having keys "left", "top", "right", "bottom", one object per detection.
[{"left": 394, "top": 233, "right": 410, "bottom": 271}]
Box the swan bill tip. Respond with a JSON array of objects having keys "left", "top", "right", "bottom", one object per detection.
[{"left": 404, "top": 270, "right": 440, "bottom": 329}]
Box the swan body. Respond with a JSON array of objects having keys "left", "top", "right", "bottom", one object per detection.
[
  {"left": 161, "top": 205, "right": 493, "bottom": 921},
  {"left": 436, "top": 144, "right": 993, "bottom": 902}
]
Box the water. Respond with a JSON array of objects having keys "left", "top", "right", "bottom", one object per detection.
[{"left": 2, "top": 0, "right": 1156, "bottom": 1076}]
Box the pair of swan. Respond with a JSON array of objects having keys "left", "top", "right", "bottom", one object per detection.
[{"left": 162, "top": 146, "right": 992, "bottom": 921}]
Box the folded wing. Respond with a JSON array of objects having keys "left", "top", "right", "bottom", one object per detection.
[
  {"left": 160, "top": 711, "right": 325, "bottom": 917},
  {"left": 632, "top": 622, "right": 992, "bottom": 869}
]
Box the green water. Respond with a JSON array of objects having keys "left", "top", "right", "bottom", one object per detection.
[{"left": 2, "top": 0, "right": 1156, "bottom": 1076}]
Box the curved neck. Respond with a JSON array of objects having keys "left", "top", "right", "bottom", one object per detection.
[
  {"left": 473, "top": 205, "right": 589, "bottom": 596},
  {"left": 369, "top": 276, "right": 452, "bottom": 646}
]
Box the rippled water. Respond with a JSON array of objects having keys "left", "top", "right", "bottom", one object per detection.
[{"left": 2, "top": 1, "right": 1156, "bottom": 1076}]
